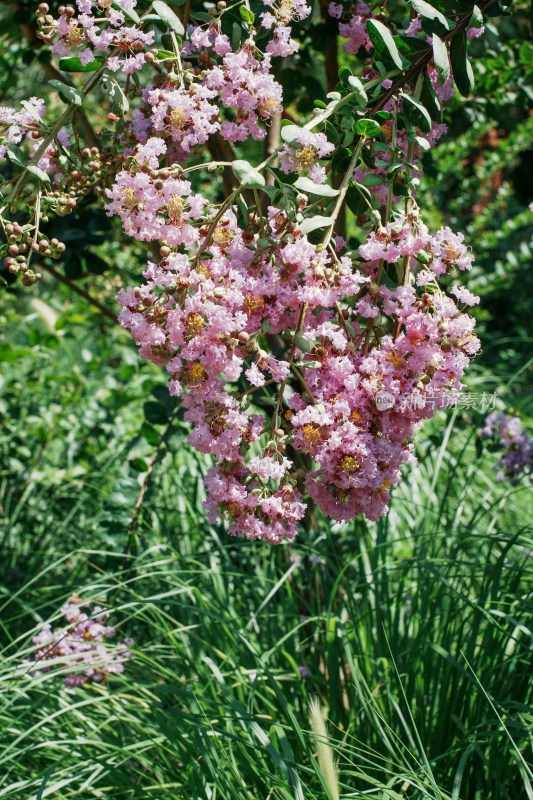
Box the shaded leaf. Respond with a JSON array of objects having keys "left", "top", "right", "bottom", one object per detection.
[
  {"left": 293, "top": 177, "right": 339, "bottom": 197},
  {"left": 232, "top": 160, "right": 265, "bottom": 188},
  {"left": 366, "top": 19, "right": 404, "bottom": 70},
  {"left": 410, "top": 0, "right": 454, "bottom": 30},
  {"left": 27, "top": 165, "right": 51, "bottom": 184},
  {"left": 298, "top": 215, "right": 334, "bottom": 234},
  {"left": 432, "top": 34, "right": 450, "bottom": 82},
  {"left": 58, "top": 56, "right": 102, "bottom": 72},
  {"left": 49, "top": 80, "right": 84, "bottom": 106},
  {"left": 354, "top": 118, "right": 382, "bottom": 138},
  {"left": 6, "top": 145, "right": 28, "bottom": 169},
  {"left": 152, "top": 0, "right": 185, "bottom": 36},
  {"left": 401, "top": 92, "right": 432, "bottom": 132},
  {"left": 450, "top": 30, "right": 474, "bottom": 96}
]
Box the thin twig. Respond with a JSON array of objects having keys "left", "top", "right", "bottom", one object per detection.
[
  {"left": 39, "top": 262, "right": 118, "bottom": 323},
  {"left": 124, "top": 408, "right": 181, "bottom": 561}
]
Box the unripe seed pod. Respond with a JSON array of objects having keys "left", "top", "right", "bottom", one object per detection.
[{"left": 160, "top": 246, "right": 171, "bottom": 257}]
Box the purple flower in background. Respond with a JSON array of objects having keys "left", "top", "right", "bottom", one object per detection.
[
  {"left": 481, "top": 412, "right": 533, "bottom": 485},
  {"left": 26, "top": 595, "right": 134, "bottom": 687}
]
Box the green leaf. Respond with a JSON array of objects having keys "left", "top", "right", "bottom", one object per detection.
[
  {"left": 293, "top": 177, "right": 339, "bottom": 197},
  {"left": 112, "top": 2, "right": 140, "bottom": 22},
  {"left": 129, "top": 457, "right": 149, "bottom": 472},
  {"left": 401, "top": 92, "right": 432, "bottom": 132},
  {"left": 331, "top": 147, "right": 353, "bottom": 174},
  {"left": 144, "top": 400, "right": 168, "bottom": 425},
  {"left": 49, "top": 80, "right": 84, "bottom": 106},
  {"left": 366, "top": 19, "right": 404, "bottom": 71},
  {"left": 6, "top": 145, "right": 28, "bottom": 169},
  {"left": 298, "top": 215, "right": 334, "bottom": 234},
  {"left": 232, "top": 160, "right": 265, "bottom": 188},
  {"left": 362, "top": 174, "right": 385, "bottom": 187},
  {"left": 346, "top": 182, "right": 372, "bottom": 215},
  {"left": 395, "top": 34, "right": 430, "bottom": 64},
  {"left": 470, "top": 4, "right": 483, "bottom": 26},
  {"left": 20, "top": 100, "right": 45, "bottom": 123},
  {"left": 409, "top": 0, "right": 454, "bottom": 30},
  {"left": 58, "top": 56, "right": 102, "bottom": 72},
  {"left": 27, "top": 165, "right": 51, "bottom": 184},
  {"left": 239, "top": 6, "right": 255, "bottom": 24},
  {"left": 420, "top": 72, "right": 442, "bottom": 121},
  {"left": 294, "top": 333, "right": 312, "bottom": 352},
  {"left": 294, "top": 359, "right": 322, "bottom": 369},
  {"left": 280, "top": 124, "right": 304, "bottom": 147},
  {"left": 323, "top": 119, "right": 339, "bottom": 145},
  {"left": 102, "top": 75, "right": 129, "bottom": 114},
  {"left": 152, "top": 0, "right": 185, "bottom": 36},
  {"left": 140, "top": 421, "right": 160, "bottom": 445},
  {"left": 450, "top": 30, "right": 474, "bottom": 97},
  {"left": 354, "top": 118, "right": 382, "bottom": 138},
  {"left": 231, "top": 21, "right": 241, "bottom": 50},
  {"left": 347, "top": 75, "right": 368, "bottom": 104},
  {"left": 432, "top": 34, "right": 450, "bottom": 82}
]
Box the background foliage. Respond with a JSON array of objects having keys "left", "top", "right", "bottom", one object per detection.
[{"left": 0, "top": 0, "right": 532, "bottom": 798}]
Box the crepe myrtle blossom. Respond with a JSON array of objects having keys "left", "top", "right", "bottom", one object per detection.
[
  {"left": 183, "top": 21, "right": 284, "bottom": 142},
  {"left": 279, "top": 129, "right": 335, "bottom": 184},
  {"left": 115, "top": 194, "right": 480, "bottom": 539},
  {"left": 26, "top": 596, "right": 134, "bottom": 687},
  {"left": 0, "top": 97, "right": 46, "bottom": 162},
  {"left": 47, "top": 0, "right": 154, "bottom": 73},
  {"left": 260, "top": 0, "right": 312, "bottom": 56}
]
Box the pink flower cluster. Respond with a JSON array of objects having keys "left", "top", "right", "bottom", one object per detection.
[
  {"left": 51, "top": 0, "right": 154, "bottom": 73},
  {"left": 186, "top": 24, "right": 284, "bottom": 142},
  {"left": 105, "top": 140, "right": 207, "bottom": 242},
  {"left": 481, "top": 412, "right": 533, "bottom": 485},
  {"left": 328, "top": 0, "right": 374, "bottom": 55},
  {"left": 115, "top": 159, "right": 479, "bottom": 537},
  {"left": 260, "top": 0, "right": 312, "bottom": 57},
  {"left": 279, "top": 129, "right": 335, "bottom": 184},
  {"left": 0, "top": 97, "right": 46, "bottom": 162},
  {"left": 27, "top": 596, "right": 134, "bottom": 687}
]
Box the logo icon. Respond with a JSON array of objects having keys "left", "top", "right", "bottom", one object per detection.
[{"left": 375, "top": 390, "right": 395, "bottom": 411}]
